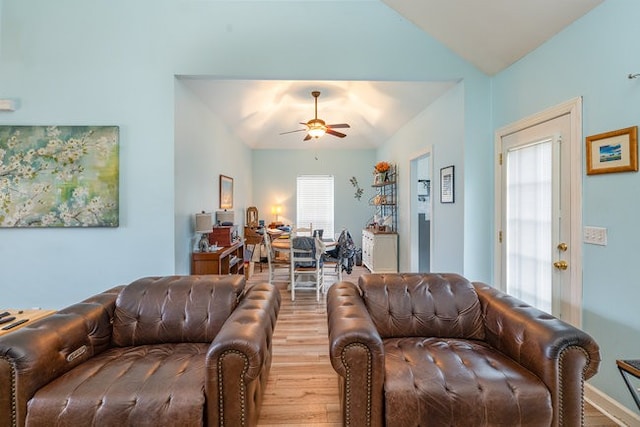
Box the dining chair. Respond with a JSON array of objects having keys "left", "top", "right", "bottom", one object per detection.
[
  {"left": 320, "top": 237, "right": 342, "bottom": 293},
  {"left": 289, "top": 235, "right": 323, "bottom": 301},
  {"left": 263, "top": 231, "right": 290, "bottom": 284},
  {"left": 291, "top": 223, "right": 313, "bottom": 237}
]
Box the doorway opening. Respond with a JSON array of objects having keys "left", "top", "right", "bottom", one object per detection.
[{"left": 410, "top": 150, "right": 432, "bottom": 272}]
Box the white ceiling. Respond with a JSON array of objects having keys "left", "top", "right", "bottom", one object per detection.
[
  {"left": 181, "top": 78, "right": 458, "bottom": 150},
  {"left": 383, "top": 0, "right": 603, "bottom": 76},
  {"left": 182, "top": 0, "right": 603, "bottom": 150}
]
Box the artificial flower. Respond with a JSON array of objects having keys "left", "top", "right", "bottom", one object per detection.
[{"left": 374, "top": 161, "right": 391, "bottom": 173}]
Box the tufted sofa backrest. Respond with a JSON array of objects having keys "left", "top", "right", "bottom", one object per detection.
[
  {"left": 112, "top": 275, "right": 245, "bottom": 346},
  {"left": 358, "top": 273, "right": 485, "bottom": 340}
]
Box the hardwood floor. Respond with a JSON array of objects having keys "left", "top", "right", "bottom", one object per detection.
[{"left": 249, "top": 266, "right": 619, "bottom": 426}]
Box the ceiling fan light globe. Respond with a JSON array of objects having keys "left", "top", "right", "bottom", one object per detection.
[{"left": 308, "top": 126, "right": 326, "bottom": 138}]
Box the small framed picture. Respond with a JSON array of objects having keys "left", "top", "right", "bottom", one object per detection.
[
  {"left": 440, "top": 165, "right": 454, "bottom": 203},
  {"left": 586, "top": 126, "right": 638, "bottom": 175},
  {"left": 219, "top": 175, "right": 233, "bottom": 209}
]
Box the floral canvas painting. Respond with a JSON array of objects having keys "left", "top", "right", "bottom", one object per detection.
[{"left": 0, "top": 125, "right": 119, "bottom": 227}]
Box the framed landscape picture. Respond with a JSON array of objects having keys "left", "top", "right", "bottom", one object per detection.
[
  {"left": 586, "top": 126, "right": 638, "bottom": 175},
  {"left": 0, "top": 125, "right": 119, "bottom": 227}
]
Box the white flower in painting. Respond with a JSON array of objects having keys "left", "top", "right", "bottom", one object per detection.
[
  {"left": 72, "top": 187, "right": 89, "bottom": 200},
  {"left": 47, "top": 139, "right": 61, "bottom": 150},
  {"left": 41, "top": 212, "right": 58, "bottom": 226}
]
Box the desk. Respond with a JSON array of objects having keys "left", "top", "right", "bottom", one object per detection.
[
  {"left": 0, "top": 309, "right": 56, "bottom": 337},
  {"left": 617, "top": 359, "right": 640, "bottom": 410},
  {"left": 191, "top": 240, "right": 245, "bottom": 275}
]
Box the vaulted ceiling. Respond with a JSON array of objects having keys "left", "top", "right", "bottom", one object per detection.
[{"left": 183, "top": 0, "right": 603, "bottom": 150}]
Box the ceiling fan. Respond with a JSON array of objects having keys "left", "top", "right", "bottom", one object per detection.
[{"left": 280, "top": 91, "right": 350, "bottom": 141}]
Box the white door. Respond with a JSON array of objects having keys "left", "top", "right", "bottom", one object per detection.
[{"left": 495, "top": 99, "right": 582, "bottom": 325}]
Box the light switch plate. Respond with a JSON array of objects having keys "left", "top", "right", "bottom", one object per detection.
[
  {"left": 584, "top": 226, "right": 607, "bottom": 246},
  {"left": 0, "top": 99, "right": 15, "bottom": 111}
]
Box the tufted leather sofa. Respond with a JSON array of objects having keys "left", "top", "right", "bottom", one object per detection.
[
  {"left": 0, "top": 275, "right": 280, "bottom": 427},
  {"left": 327, "top": 273, "right": 600, "bottom": 427}
]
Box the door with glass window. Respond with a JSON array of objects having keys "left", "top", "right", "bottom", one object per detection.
[{"left": 498, "top": 113, "right": 575, "bottom": 320}]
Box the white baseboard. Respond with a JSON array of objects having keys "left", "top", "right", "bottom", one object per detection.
[{"left": 585, "top": 383, "right": 640, "bottom": 426}]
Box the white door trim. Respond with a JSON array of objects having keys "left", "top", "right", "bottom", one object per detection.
[{"left": 494, "top": 97, "right": 583, "bottom": 327}]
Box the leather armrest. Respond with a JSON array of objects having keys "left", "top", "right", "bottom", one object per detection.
[
  {"left": 473, "top": 282, "right": 601, "bottom": 426},
  {"left": 205, "top": 282, "right": 281, "bottom": 427},
  {"left": 327, "top": 281, "right": 385, "bottom": 427},
  {"left": 0, "top": 290, "right": 118, "bottom": 427}
]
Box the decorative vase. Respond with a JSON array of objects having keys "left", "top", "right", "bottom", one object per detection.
[{"left": 375, "top": 172, "right": 387, "bottom": 184}]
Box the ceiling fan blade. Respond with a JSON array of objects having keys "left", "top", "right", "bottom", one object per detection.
[
  {"left": 327, "top": 123, "right": 350, "bottom": 129},
  {"left": 303, "top": 134, "right": 312, "bottom": 141},
  {"left": 326, "top": 129, "right": 347, "bottom": 138},
  {"left": 279, "top": 128, "right": 307, "bottom": 135}
]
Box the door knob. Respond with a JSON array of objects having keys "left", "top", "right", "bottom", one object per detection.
[
  {"left": 553, "top": 260, "right": 568, "bottom": 270},
  {"left": 557, "top": 243, "right": 568, "bottom": 252}
]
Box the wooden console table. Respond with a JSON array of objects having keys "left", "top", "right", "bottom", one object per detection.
[
  {"left": 0, "top": 309, "right": 56, "bottom": 337},
  {"left": 191, "top": 240, "right": 245, "bottom": 275}
]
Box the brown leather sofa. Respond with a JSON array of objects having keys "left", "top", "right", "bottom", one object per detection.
[
  {"left": 327, "top": 273, "right": 600, "bottom": 427},
  {"left": 0, "top": 275, "right": 280, "bottom": 427}
]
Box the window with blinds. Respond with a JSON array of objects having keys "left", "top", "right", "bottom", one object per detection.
[{"left": 296, "top": 175, "right": 334, "bottom": 238}]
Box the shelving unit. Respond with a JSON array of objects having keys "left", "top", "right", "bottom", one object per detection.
[
  {"left": 369, "top": 164, "right": 397, "bottom": 232},
  {"left": 363, "top": 164, "right": 398, "bottom": 273}
]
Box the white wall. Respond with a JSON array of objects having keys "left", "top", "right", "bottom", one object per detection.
[
  {"left": 174, "top": 79, "right": 253, "bottom": 274},
  {"left": 492, "top": 0, "right": 639, "bottom": 415},
  {"left": 378, "top": 83, "right": 465, "bottom": 274},
  {"left": 251, "top": 149, "right": 376, "bottom": 246}
]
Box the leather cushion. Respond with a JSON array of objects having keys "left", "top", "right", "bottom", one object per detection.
[
  {"left": 113, "top": 275, "right": 244, "bottom": 346},
  {"left": 26, "top": 343, "right": 208, "bottom": 426},
  {"left": 383, "top": 337, "right": 552, "bottom": 426},
  {"left": 359, "top": 273, "right": 485, "bottom": 340}
]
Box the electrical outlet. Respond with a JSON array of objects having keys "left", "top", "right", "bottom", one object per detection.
[{"left": 584, "top": 226, "right": 607, "bottom": 246}]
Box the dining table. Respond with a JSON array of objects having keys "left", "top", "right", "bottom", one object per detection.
[{"left": 271, "top": 236, "right": 337, "bottom": 252}]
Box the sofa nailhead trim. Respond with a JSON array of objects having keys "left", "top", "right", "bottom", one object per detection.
[
  {"left": 558, "top": 345, "right": 590, "bottom": 427},
  {"left": 218, "top": 349, "right": 249, "bottom": 427},
  {"left": 0, "top": 356, "right": 17, "bottom": 427},
  {"left": 342, "top": 342, "right": 372, "bottom": 427}
]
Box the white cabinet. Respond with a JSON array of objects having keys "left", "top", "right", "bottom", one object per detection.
[{"left": 362, "top": 229, "right": 398, "bottom": 273}]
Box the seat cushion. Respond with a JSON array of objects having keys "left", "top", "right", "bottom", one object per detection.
[
  {"left": 383, "top": 337, "right": 553, "bottom": 427},
  {"left": 26, "top": 343, "right": 209, "bottom": 426}
]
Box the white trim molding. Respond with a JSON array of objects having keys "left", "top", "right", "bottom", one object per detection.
[{"left": 585, "top": 383, "right": 640, "bottom": 426}]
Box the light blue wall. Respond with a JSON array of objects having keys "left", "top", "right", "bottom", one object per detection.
[
  {"left": 492, "top": 0, "right": 640, "bottom": 413},
  {"left": 378, "top": 82, "right": 466, "bottom": 274},
  {"left": 174, "top": 79, "right": 253, "bottom": 275},
  {"left": 0, "top": 0, "right": 493, "bottom": 308},
  {"left": 251, "top": 149, "right": 376, "bottom": 246}
]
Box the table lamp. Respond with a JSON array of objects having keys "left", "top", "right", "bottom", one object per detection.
[
  {"left": 272, "top": 205, "right": 282, "bottom": 222},
  {"left": 195, "top": 212, "right": 213, "bottom": 252}
]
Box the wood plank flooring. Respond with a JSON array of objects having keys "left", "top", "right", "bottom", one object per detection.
[{"left": 250, "top": 266, "right": 618, "bottom": 426}]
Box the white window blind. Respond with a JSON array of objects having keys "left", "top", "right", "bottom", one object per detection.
[
  {"left": 506, "top": 139, "right": 552, "bottom": 313},
  {"left": 296, "top": 175, "right": 334, "bottom": 238}
]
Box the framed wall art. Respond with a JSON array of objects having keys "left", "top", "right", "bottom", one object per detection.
[
  {"left": 586, "top": 126, "right": 638, "bottom": 175},
  {"left": 440, "top": 165, "right": 454, "bottom": 203},
  {"left": 219, "top": 175, "right": 233, "bottom": 209},
  {"left": 0, "top": 125, "right": 119, "bottom": 227}
]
